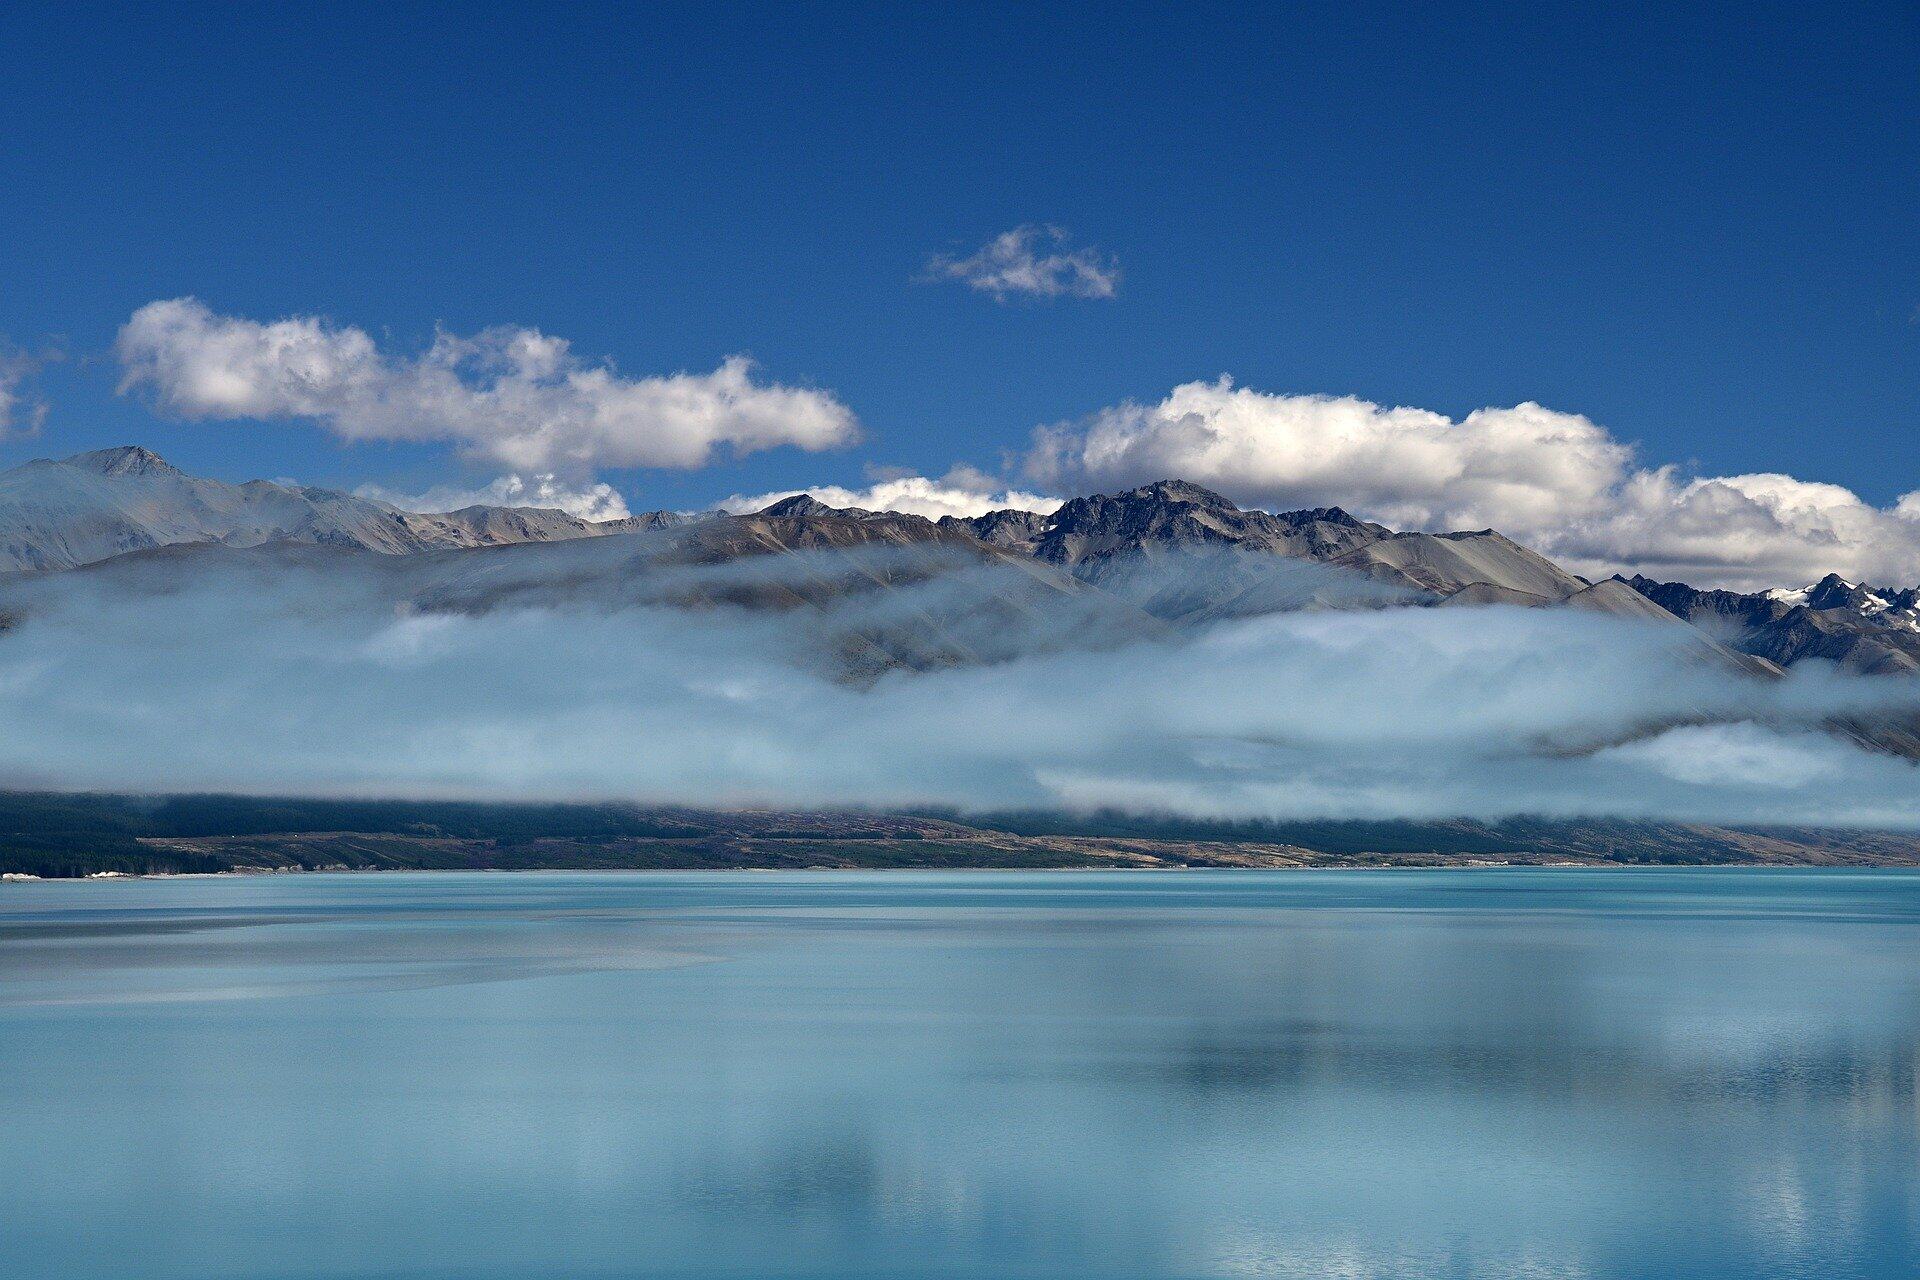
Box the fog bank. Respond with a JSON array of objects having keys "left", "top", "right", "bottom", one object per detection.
[{"left": 3, "top": 543, "right": 1918, "bottom": 827}]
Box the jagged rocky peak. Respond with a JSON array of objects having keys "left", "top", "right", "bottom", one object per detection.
[
  {"left": 1629, "top": 575, "right": 1792, "bottom": 619},
  {"left": 1045, "top": 479, "right": 1245, "bottom": 534},
  {"left": 1755, "top": 573, "right": 1920, "bottom": 621},
  {"left": 1626, "top": 571, "right": 1920, "bottom": 675},
  {"left": 63, "top": 445, "right": 185, "bottom": 478},
  {"left": 945, "top": 507, "right": 1052, "bottom": 551},
  {"left": 1282, "top": 505, "right": 1366, "bottom": 527},
  {"left": 1802, "top": 573, "right": 1884, "bottom": 613},
  {"left": 1002, "top": 479, "right": 1395, "bottom": 583},
  {"left": 756, "top": 493, "right": 875, "bottom": 520},
  {"left": 1051, "top": 481, "right": 1384, "bottom": 539},
  {"left": 1124, "top": 478, "right": 1238, "bottom": 507},
  {"left": 600, "top": 509, "right": 697, "bottom": 534}
]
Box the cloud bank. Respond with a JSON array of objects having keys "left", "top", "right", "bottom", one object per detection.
[
  {"left": 924, "top": 226, "right": 1119, "bottom": 301},
  {"left": 115, "top": 298, "right": 859, "bottom": 475},
  {"left": 1, "top": 543, "right": 1916, "bottom": 827},
  {"left": 1026, "top": 378, "right": 1920, "bottom": 590},
  {"left": 356, "top": 474, "right": 633, "bottom": 522}
]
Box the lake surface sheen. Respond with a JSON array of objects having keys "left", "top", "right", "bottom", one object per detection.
[{"left": 4, "top": 869, "right": 1919, "bottom": 1280}]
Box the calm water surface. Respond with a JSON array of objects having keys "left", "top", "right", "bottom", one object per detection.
[{"left": 3, "top": 869, "right": 1919, "bottom": 1279}]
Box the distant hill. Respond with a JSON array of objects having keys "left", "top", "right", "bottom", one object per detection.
[{"left": 0, "top": 445, "right": 686, "bottom": 572}]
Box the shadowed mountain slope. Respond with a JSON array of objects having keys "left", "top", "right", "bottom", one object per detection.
[{"left": 1629, "top": 573, "right": 1920, "bottom": 676}]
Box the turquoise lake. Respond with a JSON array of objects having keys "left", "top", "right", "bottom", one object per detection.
[{"left": 3, "top": 869, "right": 1918, "bottom": 1279}]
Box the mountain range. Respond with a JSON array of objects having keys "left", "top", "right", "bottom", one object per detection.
[
  {"left": 3, "top": 445, "right": 1916, "bottom": 680},
  {"left": 1629, "top": 573, "right": 1920, "bottom": 676}
]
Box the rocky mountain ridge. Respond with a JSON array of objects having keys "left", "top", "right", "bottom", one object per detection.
[
  {"left": 1626, "top": 572, "right": 1920, "bottom": 675},
  {"left": 5, "top": 446, "right": 1919, "bottom": 677}
]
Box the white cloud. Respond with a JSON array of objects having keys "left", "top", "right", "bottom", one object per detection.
[
  {"left": 1027, "top": 377, "right": 1920, "bottom": 590},
  {"left": 356, "top": 474, "right": 633, "bottom": 522},
  {"left": 721, "top": 467, "right": 1060, "bottom": 520},
  {"left": 115, "top": 298, "right": 859, "bottom": 474},
  {"left": 924, "top": 225, "right": 1119, "bottom": 301},
  {"left": 0, "top": 347, "right": 47, "bottom": 439},
  {"left": 1596, "top": 722, "right": 1847, "bottom": 790}
]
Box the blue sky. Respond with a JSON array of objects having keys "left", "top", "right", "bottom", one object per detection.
[{"left": 1, "top": 2, "right": 1916, "bottom": 577}]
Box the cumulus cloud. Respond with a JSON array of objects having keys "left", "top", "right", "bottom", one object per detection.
[
  {"left": 356, "top": 474, "right": 633, "bottom": 522},
  {"left": 1027, "top": 378, "right": 1920, "bottom": 590},
  {"left": 721, "top": 467, "right": 1060, "bottom": 520},
  {"left": 924, "top": 225, "right": 1119, "bottom": 301},
  {"left": 114, "top": 298, "right": 859, "bottom": 474},
  {"left": 0, "top": 346, "right": 48, "bottom": 439}
]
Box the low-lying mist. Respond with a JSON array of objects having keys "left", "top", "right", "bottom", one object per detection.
[{"left": 3, "top": 536, "right": 1919, "bottom": 828}]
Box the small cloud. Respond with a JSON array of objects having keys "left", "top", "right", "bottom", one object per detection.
[
  {"left": 721, "top": 467, "right": 1059, "bottom": 520},
  {"left": 0, "top": 343, "right": 51, "bottom": 439},
  {"left": 356, "top": 474, "right": 632, "bottom": 522},
  {"left": 923, "top": 225, "right": 1119, "bottom": 302},
  {"left": 1595, "top": 723, "right": 1846, "bottom": 790}
]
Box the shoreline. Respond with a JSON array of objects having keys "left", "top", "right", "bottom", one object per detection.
[
  {"left": 12, "top": 859, "right": 1920, "bottom": 884},
  {"left": 10, "top": 800, "right": 1920, "bottom": 879}
]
